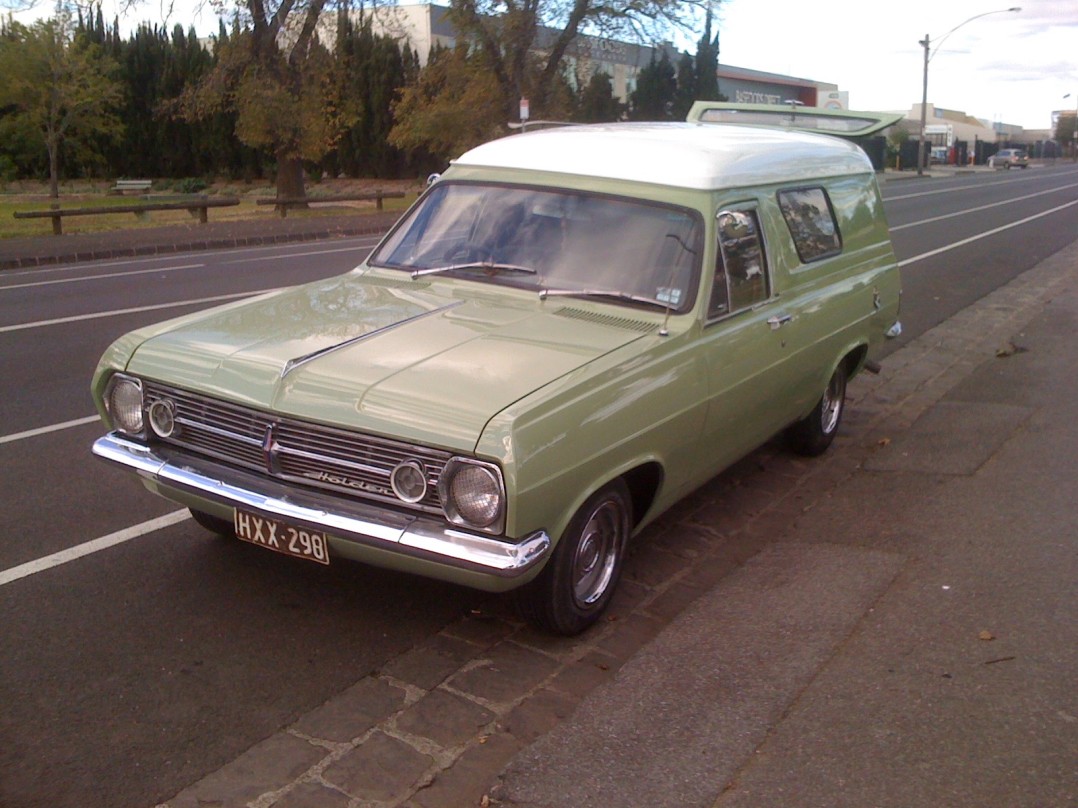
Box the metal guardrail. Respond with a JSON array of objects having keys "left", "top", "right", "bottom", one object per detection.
[
  {"left": 255, "top": 191, "right": 406, "bottom": 217},
  {"left": 13, "top": 196, "right": 240, "bottom": 235}
]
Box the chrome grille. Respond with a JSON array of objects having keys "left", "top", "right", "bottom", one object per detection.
[{"left": 142, "top": 381, "right": 450, "bottom": 513}]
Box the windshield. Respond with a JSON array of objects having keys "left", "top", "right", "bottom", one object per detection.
[{"left": 371, "top": 183, "right": 703, "bottom": 313}]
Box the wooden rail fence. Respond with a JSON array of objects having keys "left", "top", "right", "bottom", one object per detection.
[
  {"left": 14, "top": 196, "right": 241, "bottom": 235},
  {"left": 256, "top": 191, "right": 405, "bottom": 218}
]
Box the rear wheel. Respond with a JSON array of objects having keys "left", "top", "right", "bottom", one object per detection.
[
  {"left": 189, "top": 508, "right": 234, "bottom": 536},
  {"left": 514, "top": 480, "right": 632, "bottom": 636},
  {"left": 786, "top": 363, "right": 847, "bottom": 457}
]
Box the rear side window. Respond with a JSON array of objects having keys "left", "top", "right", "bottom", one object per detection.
[{"left": 777, "top": 187, "right": 842, "bottom": 263}]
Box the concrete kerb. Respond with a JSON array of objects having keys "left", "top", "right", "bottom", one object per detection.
[{"left": 154, "top": 239, "right": 1078, "bottom": 808}]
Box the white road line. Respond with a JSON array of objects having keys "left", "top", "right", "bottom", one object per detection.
[
  {"left": 224, "top": 243, "right": 376, "bottom": 264},
  {"left": 898, "top": 199, "right": 1078, "bottom": 268},
  {"left": 0, "top": 240, "right": 377, "bottom": 290},
  {"left": 0, "top": 234, "right": 386, "bottom": 279},
  {"left": 0, "top": 288, "right": 278, "bottom": 333},
  {"left": 885, "top": 168, "right": 1078, "bottom": 201},
  {"left": 0, "top": 415, "right": 99, "bottom": 445},
  {"left": 0, "top": 510, "right": 190, "bottom": 587},
  {"left": 890, "top": 182, "right": 1078, "bottom": 232},
  {"left": 0, "top": 254, "right": 205, "bottom": 279},
  {"left": 0, "top": 263, "right": 205, "bottom": 291}
]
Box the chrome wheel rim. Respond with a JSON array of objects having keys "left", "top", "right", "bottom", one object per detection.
[
  {"left": 571, "top": 499, "right": 625, "bottom": 608},
  {"left": 820, "top": 370, "right": 846, "bottom": 435}
]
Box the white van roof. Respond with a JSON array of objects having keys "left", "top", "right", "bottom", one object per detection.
[{"left": 451, "top": 122, "right": 875, "bottom": 191}]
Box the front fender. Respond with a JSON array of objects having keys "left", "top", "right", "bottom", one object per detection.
[{"left": 478, "top": 333, "right": 708, "bottom": 547}]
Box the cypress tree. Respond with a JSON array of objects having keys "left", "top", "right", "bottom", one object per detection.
[
  {"left": 629, "top": 52, "right": 677, "bottom": 121},
  {"left": 333, "top": 16, "right": 410, "bottom": 178},
  {"left": 694, "top": 7, "right": 720, "bottom": 102}
]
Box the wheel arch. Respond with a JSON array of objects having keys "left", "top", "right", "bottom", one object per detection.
[
  {"left": 621, "top": 461, "right": 665, "bottom": 530},
  {"left": 841, "top": 342, "right": 869, "bottom": 378}
]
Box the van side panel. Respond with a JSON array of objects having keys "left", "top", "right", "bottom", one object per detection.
[{"left": 765, "top": 174, "right": 900, "bottom": 415}]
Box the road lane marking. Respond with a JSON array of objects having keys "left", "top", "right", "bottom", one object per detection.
[
  {"left": 0, "top": 235, "right": 386, "bottom": 279},
  {"left": 223, "top": 243, "right": 377, "bottom": 264},
  {"left": 884, "top": 167, "right": 1078, "bottom": 201},
  {"left": 890, "top": 182, "right": 1078, "bottom": 232},
  {"left": 0, "top": 254, "right": 205, "bottom": 279},
  {"left": 0, "top": 288, "right": 279, "bottom": 333},
  {"left": 0, "top": 263, "right": 205, "bottom": 291},
  {"left": 898, "top": 199, "right": 1078, "bottom": 268},
  {"left": 0, "top": 510, "right": 190, "bottom": 587},
  {"left": 0, "top": 415, "right": 99, "bottom": 446}
]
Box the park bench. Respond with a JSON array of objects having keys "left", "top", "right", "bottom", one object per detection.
[
  {"left": 13, "top": 196, "right": 241, "bottom": 235},
  {"left": 110, "top": 179, "right": 153, "bottom": 195},
  {"left": 256, "top": 190, "right": 406, "bottom": 218}
]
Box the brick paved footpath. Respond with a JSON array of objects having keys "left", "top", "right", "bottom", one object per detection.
[{"left": 156, "top": 240, "right": 1078, "bottom": 808}]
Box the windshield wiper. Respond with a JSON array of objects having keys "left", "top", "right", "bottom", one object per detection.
[
  {"left": 539, "top": 287, "right": 672, "bottom": 310},
  {"left": 411, "top": 261, "right": 538, "bottom": 279}
]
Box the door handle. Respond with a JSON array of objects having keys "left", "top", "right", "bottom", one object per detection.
[{"left": 767, "top": 313, "right": 793, "bottom": 330}]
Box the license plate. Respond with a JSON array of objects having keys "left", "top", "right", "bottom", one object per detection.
[{"left": 234, "top": 510, "right": 330, "bottom": 565}]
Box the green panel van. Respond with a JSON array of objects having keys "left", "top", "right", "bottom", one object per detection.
[{"left": 92, "top": 119, "right": 901, "bottom": 634}]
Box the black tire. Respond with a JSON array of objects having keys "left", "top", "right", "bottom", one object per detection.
[
  {"left": 513, "top": 480, "right": 632, "bottom": 636},
  {"left": 786, "top": 363, "right": 848, "bottom": 457},
  {"left": 189, "top": 508, "right": 234, "bottom": 536}
]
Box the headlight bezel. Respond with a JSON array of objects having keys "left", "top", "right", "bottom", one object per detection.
[
  {"left": 438, "top": 457, "right": 506, "bottom": 534},
  {"left": 103, "top": 373, "right": 146, "bottom": 436}
]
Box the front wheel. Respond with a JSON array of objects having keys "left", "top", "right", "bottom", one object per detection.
[
  {"left": 786, "top": 364, "right": 847, "bottom": 457},
  {"left": 513, "top": 480, "right": 632, "bottom": 636}
]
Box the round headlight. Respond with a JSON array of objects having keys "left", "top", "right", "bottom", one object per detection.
[
  {"left": 391, "top": 460, "right": 427, "bottom": 503},
  {"left": 445, "top": 462, "right": 503, "bottom": 528},
  {"left": 107, "top": 376, "right": 144, "bottom": 434},
  {"left": 148, "top": 398, "right": 177, "bottom": 438}
]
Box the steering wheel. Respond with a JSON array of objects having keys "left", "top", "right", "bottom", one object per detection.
[{"left": 445, "top": 244, "right": 487, "bottom": 264}]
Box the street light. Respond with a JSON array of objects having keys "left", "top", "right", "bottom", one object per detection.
[
  {"left": 1065, "top": 93, "right": 1078, "bottom": 160},
  {"left": 917, "top": 7, "right": 1021, "bottom": 176}
]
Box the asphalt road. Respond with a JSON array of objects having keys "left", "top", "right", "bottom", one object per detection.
[
  {"left": 882, "top": 164, "right": 1078, "bottom": 351},
  {"left": 2, "top": 164, "right": 1077, "bottom": 808}
]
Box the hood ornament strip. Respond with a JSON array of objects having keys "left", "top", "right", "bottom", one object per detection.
[{"left": 280, "top": 300, "right": 465, "bottom": 379}]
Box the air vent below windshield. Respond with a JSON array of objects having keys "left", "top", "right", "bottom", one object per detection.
[{"left": 553, "top": 307, "right": 658, "bottom": 333}]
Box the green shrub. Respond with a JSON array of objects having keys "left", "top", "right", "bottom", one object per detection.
[
  {"left": 0, "top": 155, "right": 17, "bottom": 183},
  {"left": 177, "top": 177, "right": 208, "bottom": 194}
]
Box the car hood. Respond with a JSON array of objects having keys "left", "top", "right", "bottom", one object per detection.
[{"left": 125, "top": 273, "right": 653, "bottom": 450}]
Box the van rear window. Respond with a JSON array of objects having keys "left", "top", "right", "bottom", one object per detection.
[{"left": 777, "top": 188, "right": 842, "bottom": 263}]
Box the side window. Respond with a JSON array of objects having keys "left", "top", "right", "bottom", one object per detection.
[
  {"left": 777, "top": 187, "right": 842, "bottom": 263},
  {"left": 710, "top": 208, "right": 769, "bottom": 318}
]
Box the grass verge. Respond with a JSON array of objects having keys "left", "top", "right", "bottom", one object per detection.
[{"left": 0, "top": 179, "right": 420, "bottom": 239}]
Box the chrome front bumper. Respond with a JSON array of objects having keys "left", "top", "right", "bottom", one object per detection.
[{"left": 93, "top": 433, "right": 550, "bottom": 584}]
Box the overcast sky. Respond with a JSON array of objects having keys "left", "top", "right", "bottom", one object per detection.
[
  {"left": 10, "top": 0, "right": 1076, "bottom": 130},
  {"left": 716, "top": 0, "right": 1077, "bottom": 130}
]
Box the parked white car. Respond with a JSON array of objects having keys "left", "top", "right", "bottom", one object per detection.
[{"left": 988, "top": 149, "right": 1029, "bottom": 169}]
